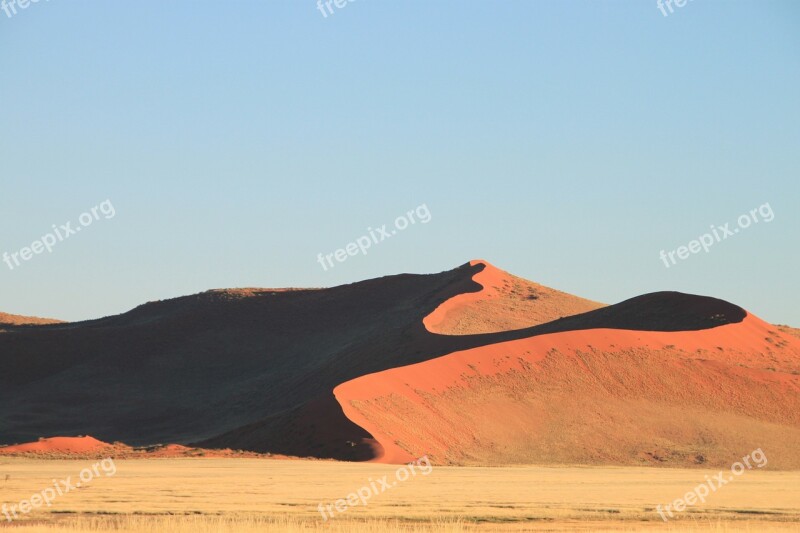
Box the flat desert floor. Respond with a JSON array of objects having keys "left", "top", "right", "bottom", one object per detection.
[{"left": 0, "top": 458, "right": 798, "bottom": 532}]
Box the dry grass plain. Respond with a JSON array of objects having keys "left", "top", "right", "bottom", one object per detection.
[{"left": 0, "top": 458, "right": 798, "bottom": 532}]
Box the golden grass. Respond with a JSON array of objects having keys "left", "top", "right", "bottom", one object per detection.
[
  {"left": 1, "top": 458, "right": 798, "bottom": 531},
  {"left": 8, "top": 516, "right": 800, "bottom": 532}
]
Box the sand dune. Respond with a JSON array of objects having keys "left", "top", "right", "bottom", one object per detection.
[
  {"left": 2, "top": 260, "right": 798, "bottom": 468},
  {"left": 336, "top": 312, "right": 800, "bottom": 466},
  {"left": 1, "top": 262, "right": 489, "bottom": 458}
]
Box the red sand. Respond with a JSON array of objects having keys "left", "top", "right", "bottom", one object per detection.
[
  {"left": 335, "top": 312, "right": 800, "bottom": 466},
  {"left": 423, "top": 260, "right": 604, "bottom": 335},
  {"left": 423, "top": 260, "right": 507, "bottom": 332},
  {"left": 0, "top": 436, "right": 111, "bottom": 454}
]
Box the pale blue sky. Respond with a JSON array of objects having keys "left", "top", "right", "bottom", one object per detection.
[{"left": 1, "top": 1, "right": 798, "bottom": 324}]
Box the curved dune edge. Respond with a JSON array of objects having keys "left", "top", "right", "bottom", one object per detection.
[
  {"left": 331, "top": 388, "right": 414, "bottom": 464},
  {"left": 423, "top": 260, "right": 604, "bottom": 335},
  {"left": 334, "top": 313, "right": 800, "bottom": 465},
  {"left": 422, "top": 260, "right": 504, "bottom": 332}
]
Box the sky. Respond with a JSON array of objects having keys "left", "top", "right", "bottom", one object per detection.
[{"left": 1, "top": 0, "right": 798, "bottom": 325}]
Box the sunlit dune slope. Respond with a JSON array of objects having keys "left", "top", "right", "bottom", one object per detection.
[
  {"left": 337, "top": 296, "right": 800, "bottom": 467},
  {"left": 424, "top": 259, "right": 605, "bottom": 335}
]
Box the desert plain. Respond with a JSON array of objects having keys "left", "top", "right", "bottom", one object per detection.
[{"left": 1, "top": 458, "right": 799, "bottom": 532}]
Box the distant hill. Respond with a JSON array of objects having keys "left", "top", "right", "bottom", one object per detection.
[{"left": 0, "top": 312, "right": 63, "bottom": 326}]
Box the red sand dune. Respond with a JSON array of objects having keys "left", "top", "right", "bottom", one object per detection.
[
  {"left": 2, "top": 260, "right": 798, "bottom": 467},
  {"left": 335, "top": 263, "right": 800, "bottom": 467},
  {"left": 0, "top": 436, "right": 111, "bottom": 454},
  {"left": 336, "top": 313, "right": 800, "bottom": 466}
]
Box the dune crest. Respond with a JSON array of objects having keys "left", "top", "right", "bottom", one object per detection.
[{"left": 423, "top": 260, "right": 604, "bottom": 335}]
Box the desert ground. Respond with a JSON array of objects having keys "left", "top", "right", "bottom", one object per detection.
[{"left": 1, "top": 458, "right": 798, "bottom": 532}]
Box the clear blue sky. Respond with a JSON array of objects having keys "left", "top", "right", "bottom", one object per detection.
[{"left": 1, "top": 1, "right": 798, "bottom": 325}]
